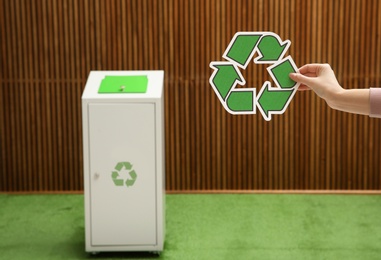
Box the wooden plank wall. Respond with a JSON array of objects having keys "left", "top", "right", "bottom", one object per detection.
[{"left": 1, "top": 0, "right": 381, "bottom": 192}]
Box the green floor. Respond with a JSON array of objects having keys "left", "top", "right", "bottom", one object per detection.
[{"left": 0, "top": 194, "right": 381, "bottom": 259}]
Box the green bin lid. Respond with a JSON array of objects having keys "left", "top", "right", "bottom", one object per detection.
[{"left": 98, "top": 75, "right": 148, "bottom": 93}]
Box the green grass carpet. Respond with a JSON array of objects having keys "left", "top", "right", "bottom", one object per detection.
[{"left": 0, "top": 194, "right": 381, "bottom": 259}]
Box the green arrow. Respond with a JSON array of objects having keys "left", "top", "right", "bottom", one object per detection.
[
  {"left": 126, "top": 170, "right": 137, "bottom": 187},
  {"left": 257, "top": 82, "right": 294, "bottom": 120},
  {"left": 224, "top": 34, "right": 261, "bottom": 67},
  {"left": 268, "top": 58, "right": 297, "bottom": 89},
  {"left": 123, "top": 162, "right": 132, "bottom": 170},
  {"left": 115, "top": 162, "right": 124, "bottom": 171},
  {"left": 111, "top": 171, "right": 119, "bottom": 179},
  {"left": 126, "top": 179, "right": 135, "bottom": 187},
  {"left": 129, "top": 170, "right": 137, "bottom": 179},
  {"left": 256, "top": 35, "right": 290, "bottom": 62},
  {"left": 226, "top": 90, "right": 254, "bottom": 112},
  {"left": 115, "top": 161, "right": 132, "bottom": 171},
  {"left": 210, "top": 63, "right": 243, "bottom": 100},
  {"left": 111, "top": 171, "right": 124, "bottom": 186}
]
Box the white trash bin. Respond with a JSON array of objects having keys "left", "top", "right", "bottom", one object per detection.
[{"left": 82, "top": 71, "right": 165, "bottom": 254}]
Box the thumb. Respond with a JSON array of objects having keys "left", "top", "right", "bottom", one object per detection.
[{"left": 289, "top": 73, "right": 315, "bottom": 88}]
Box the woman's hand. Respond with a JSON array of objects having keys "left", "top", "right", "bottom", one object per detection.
[{"left": 289, "top": 64, "right": 370, "bottom": 115}]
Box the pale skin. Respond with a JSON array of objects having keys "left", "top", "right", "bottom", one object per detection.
[{"left": 289, "top": 64, "right": 370, "bottom": 115}]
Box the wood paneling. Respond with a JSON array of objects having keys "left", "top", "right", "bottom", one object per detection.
[{"left": 1, "top": 0, "right": 381, "bottom": 191}]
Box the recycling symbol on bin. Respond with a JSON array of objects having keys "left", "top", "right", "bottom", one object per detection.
[
  {"left": 209, "top": 32, "right": 300, "bottom": 121},
  {"left": 111, "top": 161, "right": 137, "bottom": 187}
]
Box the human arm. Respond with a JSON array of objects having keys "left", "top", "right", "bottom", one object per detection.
[{"left": 289, "top": 63, "right": 371, "bottom": 116}]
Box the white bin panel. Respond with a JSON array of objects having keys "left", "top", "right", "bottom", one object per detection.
[{"left": 88, "top": 103, "right": 157, "bottom": 246}]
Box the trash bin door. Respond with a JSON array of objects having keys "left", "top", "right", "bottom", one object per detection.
[{"left": 87, "top": 103, "right": 157, "bottom": 246}]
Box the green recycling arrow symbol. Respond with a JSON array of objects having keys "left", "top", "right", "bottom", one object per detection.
[
  {"left": 209, "top": 32, "right": 300, "bottom": 120},
  {"left": 209, "top": 62, "right": 255, "bottom": 113},
  {"left": 111, "top": 161, "right": 137, "bottom": 187}
]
